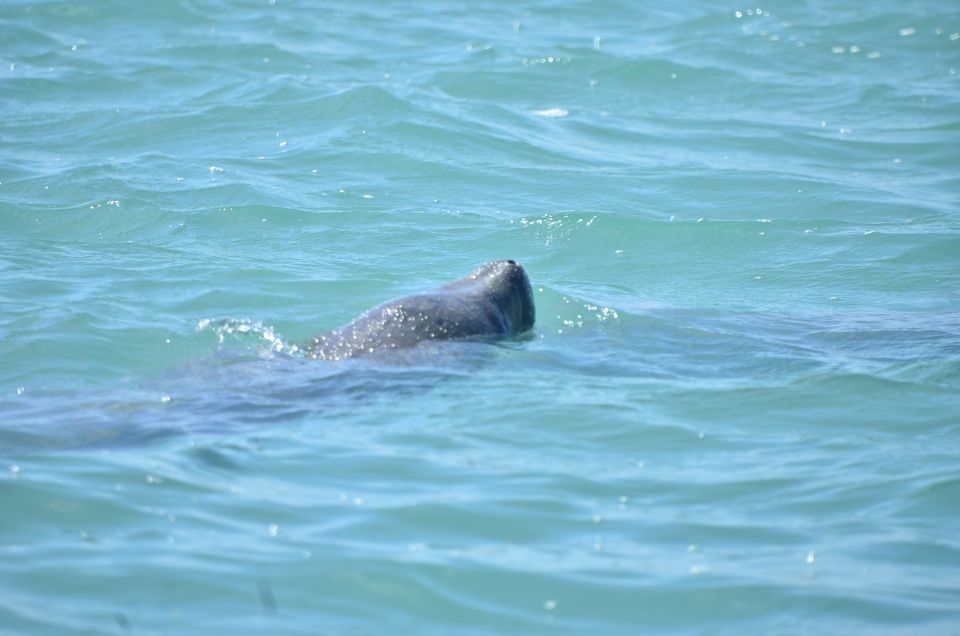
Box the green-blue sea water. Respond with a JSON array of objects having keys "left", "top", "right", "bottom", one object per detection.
[{"left": 2, "top": 1, "right": 959, "bottom": 633}]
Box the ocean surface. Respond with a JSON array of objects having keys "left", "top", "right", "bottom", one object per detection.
[{"left": 2, "top": 1, "right": 959, "bottom": 633}]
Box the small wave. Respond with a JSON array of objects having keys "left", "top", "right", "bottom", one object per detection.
[{"left": 197, "top": 318, "right": 301, "bottom": 356}]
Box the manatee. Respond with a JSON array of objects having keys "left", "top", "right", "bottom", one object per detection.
[{"left": 305, "top": 260, "right": 535, "bottom": 360}]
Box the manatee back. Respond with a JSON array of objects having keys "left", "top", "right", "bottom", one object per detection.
[{"left": 305, "top": 292, "right": 508, "bottom": 361}]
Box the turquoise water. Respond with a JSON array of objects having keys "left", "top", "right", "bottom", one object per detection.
[{"left": 2, "top": 0, "right": 960, "bottom": 633}]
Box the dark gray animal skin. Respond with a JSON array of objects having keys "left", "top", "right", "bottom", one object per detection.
[{"left": 305, "top": 260, "right": 535, "bottom": 361}]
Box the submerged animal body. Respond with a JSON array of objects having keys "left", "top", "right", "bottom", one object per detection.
[{"left": 305, "top": 261, "right": 535, "bottom": 361}]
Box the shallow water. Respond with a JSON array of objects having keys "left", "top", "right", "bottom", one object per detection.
[{"left": 2, "top": 1, "right": 959, "bottom": 634}]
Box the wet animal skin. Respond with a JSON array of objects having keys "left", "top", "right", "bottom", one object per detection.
[{"left": 305, "top": 261, "right": 535, "bottom": 361}]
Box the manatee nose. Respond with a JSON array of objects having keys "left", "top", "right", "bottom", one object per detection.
[{"left": 506, "top": 260, "right": 516, "bottom": 265}]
